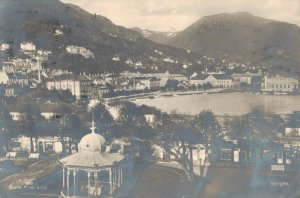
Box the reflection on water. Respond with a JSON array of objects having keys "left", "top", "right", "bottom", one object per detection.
[{"left": 134, "top": 93, "right": 300, "bottom": 115}]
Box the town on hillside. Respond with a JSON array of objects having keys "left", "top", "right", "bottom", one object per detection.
[
  {"left": 0, "top": 42, "right": 300, "bottom": 101},
  {"left": 0, "top": 40, "right": 300, "bottom": 198}
]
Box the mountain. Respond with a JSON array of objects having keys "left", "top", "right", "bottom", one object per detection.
[
  {"left": 132, "top": 27, "right": 177, "bottom": 44},
  {"left": 0, "top": 0, "right": 221, "bottom": 75},
  {"left": 165, "top": 12, "right": 300, "bottom": 74}
]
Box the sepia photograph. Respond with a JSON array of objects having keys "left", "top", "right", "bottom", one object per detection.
[{"left": 0, "top": 0, "right": 300, "bottom": 197}]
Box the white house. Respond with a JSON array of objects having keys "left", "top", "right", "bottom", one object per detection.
[
  {"left": 0, "top": 71, "right": 9, "bottom": 84},
  {"left": 1, "top": 43, "right": 10, "bottom": 51},
  {"left": 285, "top": 123, "right": 300, "bottom": 136},
  {"left": 7, "top": 104, "right": 26, "bottom": 121},
  {"left": 66, "top": 45, "right": 94, "bottom": 58},
  {"left": 20, "top": 42, "right": 36, "bottom": 51},
  {"left": 5, "top": 88, "right": 15, "bottom": 97},
  {"left": 13, "top": 136, "right": 63, "bottom": 153},
  {"left": 144, "top": 114, "right": 156, "bottom": 124},
  {"left": 9, "top": 112, "right": 25, "bottom": 121},
  {"left": 38, "top": 103, "right": 62, "bottom": 120}
]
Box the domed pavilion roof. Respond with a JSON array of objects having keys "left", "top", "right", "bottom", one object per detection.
[
  {"left": 59, "top": 121, "right": 124, "bottom": 168},
  {"left": 78, "top": 122, "right": 106, "bottom": 152}
]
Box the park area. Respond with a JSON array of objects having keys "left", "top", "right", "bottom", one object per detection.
[{"left": 0, "top": 158, "right": 299, "bottom": 198}]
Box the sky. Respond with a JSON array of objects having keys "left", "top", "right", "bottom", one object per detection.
[{"left": 60, "top": 0, "right": 300, "bottom": 32}]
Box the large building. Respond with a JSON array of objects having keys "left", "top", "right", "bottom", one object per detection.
[
  {"left": 46, "top": 74, "right": 92, "bottom": 99},
  {"left": 133, "top": 77, "right": 160, "bottom": 90},
  {"left": 121, "top": 71, "right": 187, "bottom": 87},
  {"left": 190, "top": 74, "right": 233, "bottom": 88},
  {"left": 261, "top": 76, "right": 299, "bottom": 92},
  {"left": 231, "top": 72, "right": 263, "bottom": 89}
]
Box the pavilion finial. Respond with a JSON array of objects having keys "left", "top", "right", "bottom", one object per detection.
[
  {"left": 91, "top": 113, "right": 96, "bottom": 134},
  {"left": 91, "top": 121, "right": 96, "bottom": 134}
]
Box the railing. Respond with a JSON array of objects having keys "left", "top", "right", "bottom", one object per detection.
[{"left": 61, "top": 181, "right": 118, "bottom": 197}]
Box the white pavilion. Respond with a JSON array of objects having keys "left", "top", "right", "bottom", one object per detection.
[{"left": 59, "top": 122, "right": 125, "bottom": 197}]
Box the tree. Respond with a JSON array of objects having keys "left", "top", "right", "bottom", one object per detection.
[
  {"left": 165, "top": 79, "right": 179, "bottom": 91},
  {"left": 222, "top": 114, "right": 231, "bottom": 132},
  {"left": 287, "top": 111, "right": 300, "bottom": 127},
  {"left": 91, "top": 104, "right": 114, "bottom": 136},
  {"left": 161, "top": 122, "right": 202, "bottom": 181},
  {"left": 55, "top": 113, "right": 85, "bottom": 154},
  {"left": 194, "top": 110, "right": 220, "bottom": 153},
  {"left": 244, "top": 110, "right": 271, "bottom": 141},
  {"left": 242, "top": 110, "right": 272, "bottom": 188},
  {"left": 119, "top": 102, "right": 145, "bottom": 127},
  {"left": 203, "top": 82, "right": 213, "bottom": 90},
  {"left": 270, "top": 114, "right": 285, "bottom": 135},
  {"left": 21, "top": 103, "right": 42, "bottom": 152},
  {"left": 230, "top": 117, "right": 254, "bottom": 151},
  {"left": 0, "top": 100, "right": 15, "bottom": 152}
]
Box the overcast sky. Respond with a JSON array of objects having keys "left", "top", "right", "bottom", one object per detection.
[{"left": 60, "top": 0, "right": 300, "bottom": 32}]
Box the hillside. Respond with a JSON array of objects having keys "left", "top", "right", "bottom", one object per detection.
[
  {"left": 165, "top": 12, "right": 300, "bottom": 74},
  {"left": 0, "top": 0, "right": 222, "bottom": 75}
]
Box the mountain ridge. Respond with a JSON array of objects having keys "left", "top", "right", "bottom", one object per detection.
[
  {"left": 134, "top": 12, "right": 300, "bottom": 74},
  {"left": 0, "top": 0, "right": 218, "bottom": 75},
  {"left": 168, "top": 12, "right": 300, "bottom": 74}
]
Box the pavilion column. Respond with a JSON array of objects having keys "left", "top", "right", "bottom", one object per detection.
[
  {"left": 73, "top": 169, "right": 77, "bottom": 196},
  {"left": 94, "top": 171, "right": 98, "bottom": 195},
  {"left": 109, "top": 168, "right": 113, "bottom": 195},
  {"left": 116, "top": 167, "right": 119, "bottom": 188},
  {"left": 120, "top": 168, "right": 123, "bottom": 186},
  {"left": 42, "top": 141, "right": 46, "bottom": 152},
  {"left": 67, "top": 168, "right": 70, "bottom": 196},
  {"left": 115, "top": 168, "right": 117, "bottom": 188},
  {"left": 87, "top": 171, "right": 91, "bottom": 197},
  {"left": 112, "top": 168, "right": 115, "bottom": 193},
  {"left": 62, "top": 166, "right": 65, "bottom": 189},
  {"left": 77, "top": 170, "right": 79, "bottom": 193},
  {"left": 118, "top": 167, "right": 121, "bottom": 188},
  {"left": 112, "top": 168, "right": 115, "bottom": 191}
]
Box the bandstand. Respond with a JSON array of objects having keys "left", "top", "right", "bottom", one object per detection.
[{"left": 59, "top": 122, "right": 124, "bottom": 198}]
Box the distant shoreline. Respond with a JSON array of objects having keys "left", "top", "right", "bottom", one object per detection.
[
  {"left": 104, "top": 88, "right": 299, "bottom": 103},
  {"left": 104, "top": 88, "right": 226, "bottom": 102}
]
